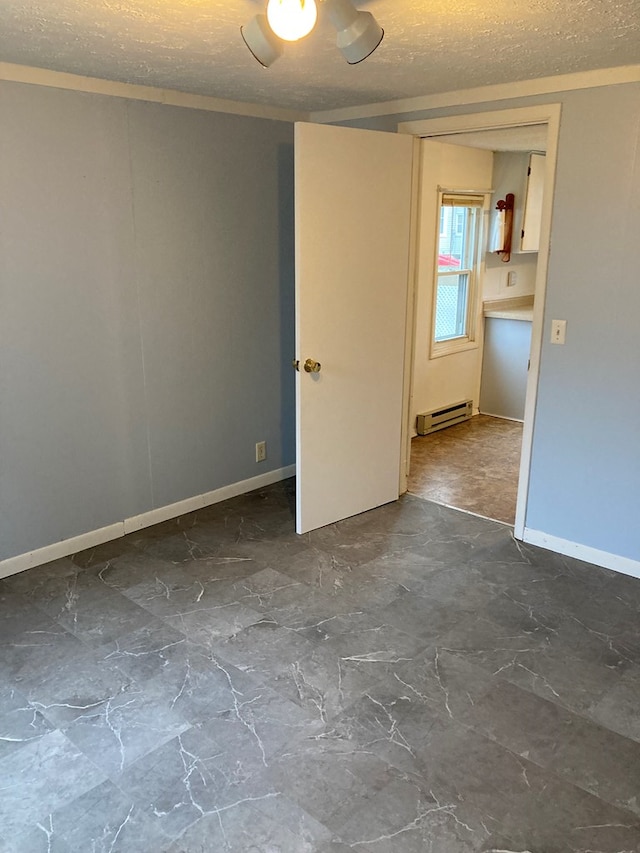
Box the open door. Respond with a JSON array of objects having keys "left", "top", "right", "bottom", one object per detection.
[{"left": 294, "top": 122, "right": 414, "bottom": 534}]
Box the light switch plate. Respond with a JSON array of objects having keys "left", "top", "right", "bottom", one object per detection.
[{"left": 550, "top": 319, "right": 567, "bottom": 345}]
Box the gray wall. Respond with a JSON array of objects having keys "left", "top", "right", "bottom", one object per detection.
[
  {"left": 348, "top": 83, "right": 640, "bottom": 562},
  {"left": 3, "top": 76, "right": 639, "bottom": 566},
  {"left": 0, "top": 82, "right": 295, "bottom": 561}
]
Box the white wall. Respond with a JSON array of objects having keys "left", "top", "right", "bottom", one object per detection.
[
  {"left": 411, "top": 141, "right": 493, "bottom": 422},
  {"left": 0, "top": 81, "right": 296, "bottom": 564},
  {"left": 483, "top": 151, "right": 538, "bottom": 301}
]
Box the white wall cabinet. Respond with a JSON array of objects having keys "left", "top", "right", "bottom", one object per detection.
[{"left": 520, "top": 152, "right": 545, "bottom": 252}]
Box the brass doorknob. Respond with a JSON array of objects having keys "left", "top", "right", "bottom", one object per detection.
[{"left": 304, "top": 358, "right": 321, "bottom": 373}]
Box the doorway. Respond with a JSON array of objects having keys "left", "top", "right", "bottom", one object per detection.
[
  {"left": 398, "top": 105, "right": 561, "bottom": 537},
  {"left": 408, "top": 415, "right": 523, "bottom": 523}
]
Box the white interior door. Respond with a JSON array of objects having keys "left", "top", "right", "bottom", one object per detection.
[{"left": 295, "top": 122, "right": 414, "bottom": 534}]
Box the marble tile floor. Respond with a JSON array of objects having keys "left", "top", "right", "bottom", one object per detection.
[
  {"left": 1, "top": 479, "right": 640, "bottom": 852},
  {"left": 408, "top": 414, "right": 524, "bottom": 525}
]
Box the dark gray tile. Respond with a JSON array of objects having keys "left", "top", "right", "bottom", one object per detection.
[
  {"left": 197, "top": 678, "right": 325, "bottom": 765},
  {"left": 264, "top": 643, "right": 378, "bottom": 724},
  {"left": 336, "top": 777, "right": 488, "bottom": 852},
  {"left": 0, "top": 730, "right": 107, "bottom": 838},
  {"left": 376, "top": 567, "right": 496, "bottom": 643},
  {"left": 93, "top": 549, "right": 184, "bottom": 594},
  {"left": 318, "top": 612, "right": 429, "bottom": 678},
  {"left": 4, "top": 780, "right": 170, "bottom": 853},
  {"left": 176, "top": 552, "right": 264, "bottom": 582},
  {"left": 588, "top": 663, "right": 640, "bottom": 743},
  {"left": 23, "top": 646, "right": 137, "bottom": 727},
  {"left": 121, "top": 568, "right": 264, "bottom": 646},
  {"left": 128, "top": 526, "right": 218, "bottom": 564},
  {"left": 0, "top": 684, "right": 55, "bottom": 759},
  {"left": 330, "top": 690, "right": 441, "bottom": 776},
  {"left": 166, "top": 798, "right": 326, "bottom": 852},
  {"left": 489, "top": 779, "right": 640, "bottom": 853},
  {"left": 61, "top": 678, "right": 190, "bottom": 775},
  {"left": 458, "top": 678, "right": 640, "bottom": 817},
  {"left": 251, "top": 793, "right": 333, "bottom": 850},
  {"left": 206, "top": 566, "right": 311, "bottom": 611},
  {"left": 437, "top": 606, "right": 625, "bottom": 718},
  {"left": 100, "top": 619, "right": 190, "bottom": 683},
  {"left": 98, "top": 622, "right": 266, "bottom": 726},
  {"left": 366, "top": 646, "right": 495, "bottom": 728},
  {"left": 113, "top": 726, "right": 273, "bottom": 840},
  {"left": 2, "top": 483, "right": 640, "bottom": 853},
  {"left": 0, "top": 613, "right": 87, "bottom": 691},
  {"left": 207, "top": 617, "right": 318, "bottom": 682},
  {"left": 70, "top": 537, "right": 142, "bottom": 570},
  {"left": 265, "top": 733, "right": 399, "bottom": 829},
  {"left": 0, "top": 586, "right": 54, "bottom": 642},
  {"left": 2, "top": 557, "right": 154, "bottom": 647},
  {"left": 387, "top": 716, "right": 640, "bottom": 853}
]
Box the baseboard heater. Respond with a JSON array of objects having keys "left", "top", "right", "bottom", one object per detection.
[{"left": 416, "top": 400, "right": 473, "bottom": 435}]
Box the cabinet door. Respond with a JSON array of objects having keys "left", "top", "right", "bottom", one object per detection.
[{"left": 521, "top": 152, "right": 545, "bottom": 252}]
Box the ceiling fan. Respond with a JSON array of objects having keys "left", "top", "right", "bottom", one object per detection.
[{"left": 241, "top": 0, "right": 384, "bottom": 67}]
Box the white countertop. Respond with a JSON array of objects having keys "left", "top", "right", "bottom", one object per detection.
[{"left": 484, "top": 307, "right": 534, "bottom": 321}]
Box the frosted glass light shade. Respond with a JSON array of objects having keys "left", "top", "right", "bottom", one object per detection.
[{"left": 266, "top": 0, "right": 317, "bottom": 42}]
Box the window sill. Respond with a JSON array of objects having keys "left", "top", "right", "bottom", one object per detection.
[{"left": 430, "top": 338, "right": 478, "bottom": 359}]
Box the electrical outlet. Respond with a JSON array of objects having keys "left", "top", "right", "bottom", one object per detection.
[
  {"left": 255, "top": 441, "right": 267, "bottom": 463},
  {"left": 506, "top": 270, "right": 518, "bottom": 287}
]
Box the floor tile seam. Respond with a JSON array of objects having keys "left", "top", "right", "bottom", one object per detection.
[
  {"left": 320, "top": 605, "right": 435, "bottom": 653},
  {"left": 7, "top": 612, "right": 108, "bottom": 672},
  {"left": 437, "top": 645, "right": 592, "bottom": 717},
  {"left": 103, "top": 724, "right": 226, "bottom": 805},
  {"left": 445, "top": 700, "right": 640, "bottom": 824},
  {"left": 248, "top": 791, "right": 337, "bottom": 845},
  {"left": 122, "top": 582, "right": 270, "bottom": 627},
  {"left": 452, "top": 587, "right": 640, "bottom": 665},
  {"left": 15, "top": 573, "right": 160, "bottom": 627},
  {"left": 60, "top": 710, "right": 193, "bottom": 783},
  {"left": 512, "top": 552, "right": 640, "bottom": 596},
  {"left": 15, "top": 729, "right": 113, "bottom": 828},
  {"left": 68, "top": 548, "right": 141, "bottom": 572},
  {"left": 413, "top": 720, "right": 640, "bottom": 834},
  {"left": 24, "top": 778, "right": 151, "bottom": 850},
  {"left": 438, "top": 649, "right": 640, "bottom": 779}
]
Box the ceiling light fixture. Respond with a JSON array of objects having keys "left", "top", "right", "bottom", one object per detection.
[
  {"left": 241, "top": 14, "right": 284, "bottom": 67},
  {"left": 324, "top": 0, "right": 383, "bottom": 64},
  {"left": 241, "top": 0, "right": 383, "bottom": 67},
  {"left": 267, "top": 0, "right": 318, "bottom": 41}
]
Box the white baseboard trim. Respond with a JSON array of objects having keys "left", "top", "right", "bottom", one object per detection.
[
  {"left": 479, "top": 411, "right": 524, "bottom": 423},
  {"left": 523, "top": 527, "right": 640, "bottom": 580},
  {"left": 123, "top": 465, "right": 295, "bottom": 534},
  {"left": 0, "top": 522, "right": 126, "bottom": 581},
  {"left": 0, "top": 465, "right": 296, "bottom": 580}
]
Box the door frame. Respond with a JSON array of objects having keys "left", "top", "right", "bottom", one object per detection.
[{"left": 398, "top": 104, "right": 562, "bottom": 539}]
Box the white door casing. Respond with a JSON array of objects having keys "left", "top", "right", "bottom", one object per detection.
[
  {"left": 399, "top": 105, "right": 562, "bottom": 539},
  {"left": 294, "top": 122, "right": 414, "bottom": 534}
]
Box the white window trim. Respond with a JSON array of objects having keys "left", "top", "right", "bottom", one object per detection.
[{"left": 429, "top": 191, "right": 490, "bottom": 359}]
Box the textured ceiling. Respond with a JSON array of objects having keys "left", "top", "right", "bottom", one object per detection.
[{"left": 0, "top": 0, "right": 639, "bottom": 113}]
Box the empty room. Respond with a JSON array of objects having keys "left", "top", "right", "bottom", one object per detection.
[{"left": 1, "top": 1, "right": 639, "bottom": 850}]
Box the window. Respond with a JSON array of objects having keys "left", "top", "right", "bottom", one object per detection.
[{"left": 432, "top": 193, "right": 485, "bottom": 356}]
